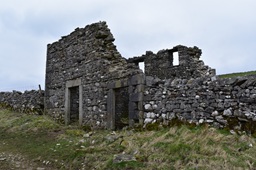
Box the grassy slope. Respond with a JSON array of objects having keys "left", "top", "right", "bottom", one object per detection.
[
  {"left": 0, "top": 109, "right": 256, "bottom": 169},
  {"left": 218, "top": 70, "right": 256, "bottom": 79}
]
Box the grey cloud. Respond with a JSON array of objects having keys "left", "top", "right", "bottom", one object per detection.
[{"left": 0, "top": 0, "right": 256, "bottom": 91}]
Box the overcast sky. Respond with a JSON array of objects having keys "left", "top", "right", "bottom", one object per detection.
[{"left": 0, "top": 0, "right": 255, "bottom": 91}]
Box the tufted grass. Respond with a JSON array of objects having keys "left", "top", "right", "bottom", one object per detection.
[{"left": 0, "top": 109, "right": 256, "bottom": 169}]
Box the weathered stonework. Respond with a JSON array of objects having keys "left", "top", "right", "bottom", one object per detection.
[
  {"left": 2, "top": 21, "right": 254, "bottom": 133},
  {"left": 143, "top": 75, "right": 256, "bottom": 133},
  {"left": 0, "top": 90, "right": 44, "bottom": 114},
  {"left": 43, "top": 21, "right": 256, "bottom": 132},
  {"left": 44, "top": 21, "right": 143, "bottom": 129},
  {"left": 128, "top": 45, "right": 216, "bottom": 79}
]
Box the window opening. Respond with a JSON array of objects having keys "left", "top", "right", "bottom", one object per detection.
[
  {"left": 138, "top": 62, "right": 145, "bottom": 72},
  {"left": 173, "top": 52, "right": 179, "bottom": 66}
]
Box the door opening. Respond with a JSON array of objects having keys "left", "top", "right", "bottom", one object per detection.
[
  {"left": 65, "top": 78, "right": 82, "bottom": 125},
  {"left": 114, "top": 87, "right": 129, "bottom": 130},
  {"left": 69, "top": 86, "right": 79, "bottom": 124}
]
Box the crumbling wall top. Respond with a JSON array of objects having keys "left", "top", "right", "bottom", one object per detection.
[{"left": 128, "top": 45, "right": 215, "bottom": 79}]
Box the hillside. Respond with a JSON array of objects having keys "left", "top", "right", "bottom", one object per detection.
[
  {"left": 218, "top": 70, "right": 256, "bottom": 78},
  {"left": 0, "top": 109, "right": 255, "bottom": 169}
]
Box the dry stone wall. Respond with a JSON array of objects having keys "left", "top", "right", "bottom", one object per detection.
[
  {"left": 0, "top": 90, "right": 44, "bottom": 114},
  {"left": 143, "top": 75, "right": 256, "bottom": 134}
]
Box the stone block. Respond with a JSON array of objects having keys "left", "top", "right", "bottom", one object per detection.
[
  {"left": 129, "top": 101, "right": 136, "bottom": 119},
  {"left": 144, "top": 118, "right": 153, "bottom": 124},
  {"left": 130, "top": 93, "right": 143, "bottom": 102},
  {"left": 144, "top": 104, "right": 152, "bottom": 111},
  {"left": 113, "top": 154, "right": 136, "bottom": 163},
  {"left": 139, "top": 111, "right": 144, "bottom": 119},
  {"left": 107, "top": 82, "right": 115, "bottom": 89},
  {"left": 128, "top": 86, "right": 135, "bottom": 93},
  {"left": 136, "top": 84, "right": 145, "bottom": 92},
  {"left": 205, "top": 107, "right": 214, "bottom": 113},
  {"left": 212, "top": 111, "right": 219, "bottom": 116},
  {"left": 145, "top": 76, "right": 154, "bottom": 86},
  {"left": 115, "top": 80, "right": 122, "bottom": 88},
  {"left": 223, "top": 108, "right": 232, "bottom": 116},
  {"left": 137, "top": 101, "right": 144, "bottom": 111},
  {"left": 130, "top": 74, "right": 145, "bottom": 85},
  {"left": 234, "top": 109, "right": 243, "bottom": 117}
]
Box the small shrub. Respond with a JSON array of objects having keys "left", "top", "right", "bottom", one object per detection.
[
  {"left": 145, "top": 123, "right": 161, "bottom": 131},
  {"left": 81, "top": 125, "right": 91, "bottom": 131},
  {"left": 65, "top": 129, "right": 84, "bottom": 137}
]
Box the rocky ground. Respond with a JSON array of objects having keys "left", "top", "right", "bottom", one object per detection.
[
  {"left": 0, "top": 151, "right": 49, "bottom": 170},
  {"left": 0, "top": 109, "right": 256, "bottom": 169}
]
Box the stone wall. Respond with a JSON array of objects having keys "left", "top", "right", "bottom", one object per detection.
[
  {"left": 45, "top": 21, "right": 143, "bottom": 129},
  {"left": 143, "top": 75, "right": 256, "bottom": 134},
  {"left": 0, "top": 90, "right": 44, "bottom": 114},
  {"left": 128, "top": 45, "right": 216, "bottom": 79},
  {"left": 44, "top": 21, "right": 256, "bottom": 132}
]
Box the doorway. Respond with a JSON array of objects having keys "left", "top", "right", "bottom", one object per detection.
[
  {"left": 65, "top": 78, "right": 82, "bottom": 125},
  {"left": 114, "top": 87, "right": 129, "bottom": 130},
  {"left": 69, "top": 86, "right": 79, "bottom": 124}
]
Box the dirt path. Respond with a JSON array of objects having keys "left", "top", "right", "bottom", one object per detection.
[{"left": 0, "top": 151, "right": 51, "bottom": 170}]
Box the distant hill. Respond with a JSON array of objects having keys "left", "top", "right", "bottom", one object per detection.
[{"left": 218, "top": 70, "right": 256, "bottom": 78}]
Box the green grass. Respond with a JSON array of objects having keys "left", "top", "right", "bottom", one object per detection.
[
  {"left": 218, "top": 70, "right": 256, "bottom": 78},
  {"left": 0, "top": 109, "right": 256, "bottom": 169}
]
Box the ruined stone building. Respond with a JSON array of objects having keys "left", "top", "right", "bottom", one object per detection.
[
  {"left": 45, "top": 21, "right": 144, "bottom": 129},
  {"left": 44, "top": 21, "right": 256, "bottom": 132}
]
